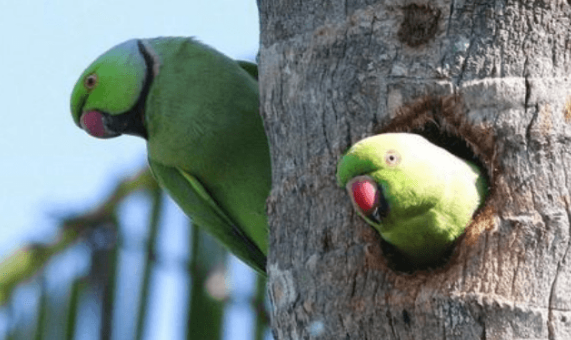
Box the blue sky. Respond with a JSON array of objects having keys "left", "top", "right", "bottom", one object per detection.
[{"left": 0, "top": 0, "right": 262, "bottom": 339}]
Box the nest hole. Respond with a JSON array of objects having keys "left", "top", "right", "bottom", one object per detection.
[{"left": 371, "top": 95, "right": 498, "bottom": 273}]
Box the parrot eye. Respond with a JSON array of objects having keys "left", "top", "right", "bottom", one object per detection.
[
  {"left": 84, "top": 74, "right": 98, "bottom": 89},
  {"left": 385, "top": 150, "right": 400, "bottom": 166}
]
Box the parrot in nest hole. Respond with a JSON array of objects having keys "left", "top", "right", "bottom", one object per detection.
[
  {"left": 70, "top": 37, "right": 270, "bottom": 274},
  {"left": 336, "top": 133, "right": 487, "bottom": 266}
]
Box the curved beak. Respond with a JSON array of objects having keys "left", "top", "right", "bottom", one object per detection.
[
  {"left": 80, "top": 110, "right": 121, "bottom": 139},
  {"left": 346, "top": 175, "right": 389, "bottom": 224}
]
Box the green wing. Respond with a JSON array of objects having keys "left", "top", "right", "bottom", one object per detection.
[
  {"left": 148, "top": 159, "right": 266, "bottom": 274},
  {"left": 237, "top": 60, "right": 258, "bottom": 80}
]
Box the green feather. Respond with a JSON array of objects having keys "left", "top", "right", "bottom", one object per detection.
[
  {"left": 148, "top": 160, "right": 266, "bottom": 273},
  {"left": 71, "top": 37, "right": 270, "bottom": 274},
  {"left": 337, "top": 133, "right": 487, "bottom": 265},
  {"left": 237, "top": 60, "right": 258, "bottom": 80}
]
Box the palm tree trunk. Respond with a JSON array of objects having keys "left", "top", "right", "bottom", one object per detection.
[{"left": 259, "top": 0, "right": 571, "bottom": 338}]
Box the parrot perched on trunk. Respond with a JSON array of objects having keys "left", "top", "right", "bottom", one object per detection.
[
  {"left": 70, "top": 37, "right": 270, "bottom": 274},
  {"left": 336, "top": 133, "right": 487, "bottom": 266}
]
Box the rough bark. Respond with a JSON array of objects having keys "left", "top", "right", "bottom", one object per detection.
[{"left": 259, "top": 0, "right": 571, "bottom": 339}]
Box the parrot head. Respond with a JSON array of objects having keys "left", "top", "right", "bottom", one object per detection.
[
  {"left": 336, "top": 134, "right": 408, "bottom": 227},
  {"left": 336, "top": 133, "right": 446, "bottom": 230},
  {"left": 337, "top": 133, "right": 486, "bottom": 267},
  {"left": 70, "top": 39, "right": 152, "bottom": 139}
]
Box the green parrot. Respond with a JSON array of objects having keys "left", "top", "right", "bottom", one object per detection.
[
  {"left": 336, "top": 133, "right": 487, "bottom": 266},
  {"left": 70, "top": 37, "right": 270, "bottom": 274}
]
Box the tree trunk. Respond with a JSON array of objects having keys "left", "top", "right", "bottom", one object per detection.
[{"left": 259, "top": 0, "right": 571, "bottom": 339}]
